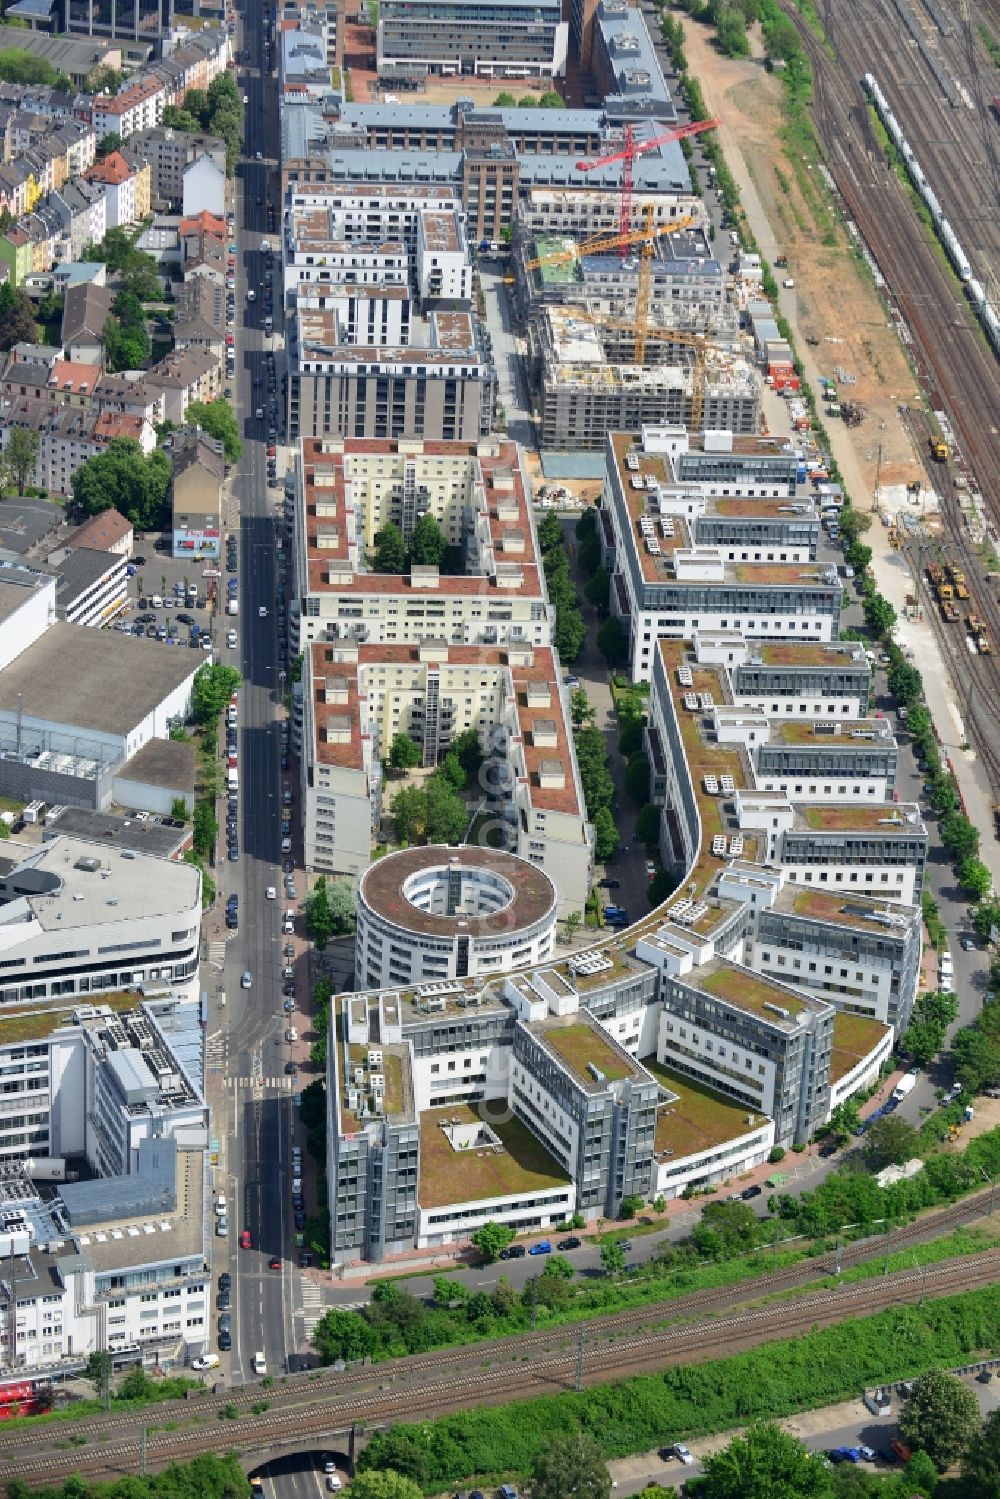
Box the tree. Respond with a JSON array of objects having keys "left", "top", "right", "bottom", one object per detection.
[
  {"left": 439, "top": 751, "right": 465, "bottom": 790},
  {"left": 117, "top": 1365, "right": 154, "bottom": 1401},
  {"left": 312, "top": 1307, "right": 377, "bottom": 1364},
  {"left": 96, "top": 131, "right": 123, "bottom": 159},
  {"left": 941, "top": 811, "right": 979, "bottom": 865},
  {"left": 863, "top": 591, "right": 897, "bottom": 640},
  {"left": 350, "top": 1471, "right": 425, "bottom": 1499},
  {"left": 585, "top": 567, "right": 611, "bottom": 615},
  {"left": 517, "top": 94, "right": 538, "bottom": 108},
  {"left": 635, "top": 802, "right": 661, "bottom": 849},
  {"left": 451, "top": 727, "right": 483, "bottom": 779},
  {"left": 618, "top": 716, "right": 644, "bottom": 756},
  {"left": 192, "top": 800, "right": 217, "bottom": 859},
  {"left": 596, "top": 615, "right": 628, "bottom": 667},
  {"left": 392, "top": 784, "right": 427, "bottom": 843},
  {"left": 531, "top": 1432, "right": 611, "bottom": 1499},
  {"left": 624, "top": 750, "right": 650, "bottom": 804},
  {"left": 71, "top": 438, "right": 172, "bottom": 530},
  {"left": 716, "top": 8, "right": 750, "bottom": 56},
  {"left": 161, "top": 103, "right": 202, "bottom": 132},
  {"left": 599, "top": 1240, "right": 625, "bottom": 1277},
  {"left": 389, "top": 732, "right": 422, "bottom": 773},
  {"left": 700, "top": 1422, "right": 831, "bottom": 1499},
  {"left": 86, "top": 63, "right": 127, "bottom": 94},
  {"left": 899, "top": 1368, "right": 982, "bottom": 1469},
  {"left": 305, "top": 877, "right": 334, "bottom": 949},
  {"left": 865, "top": 1113, "right": 920, "bottom": 1170},
  {"left": 578, "top": 530, "right": 602, "bottom": 576},
  {"left": 327, "top": 879, "right": 357, "bottom": 935},
  {"left": 409, "top": 513, "right": 447, "bottom": 568},
  {"left": 471, "top": 1220, "right": 514, "bottom": 1262},
  {"left": 570, "top": 688, "right": 595, "bottom": 727},
  {"left": 85, "top": 1349, "right": 113, "bottom": 1392},
  {"left": 961, "top": 857, "right": 993, "bottom": 900},
  {"left": 537, "top": 90, "right": 566, "bottom": 108},
  {"left": 493, "top": 91, "right": 517, "bottom": 105},
  {"left": 103, "top": 316, "right": 150, "bottom": 373},
  {"left": 185, "top": 399, "right": 243, "bottom": 464},
  {"left": 593, "top": 806, "right": 620, "bottom": 863},
  {"left": 647, "top": 868, "right": 677, "bottom": 905},
  {"left": 564, "top": 910, "right": 583, "bottom": 937},
  {"left": 424, "top": 774, "right": 467, "bottom": 843},
  {"left": 554, "top": 604, "right": 586, "bottom": 662},
  {"left": 536, "top": 508, "right": 564, "bottom": 553},
  {"left": 962, "top": 1407, "right": 1000, "bottom": 1497},
  {"left": 0, "top": 282, "right": 37, "bottom": 350},
  {"left": 888, "top": 659, "right": 923, "bottom": 707},
  {"left": 191, "top": 663, "right": 241, "bottom": 724},
  {"left": 826, "top": 1098, "right": 860, "bottom": 1143},
  {"left": 374, "top": 522, "right": 407, "bottom": 573},
  {"left": 3, "top": 426, "right": 39, "bottom": 491}
]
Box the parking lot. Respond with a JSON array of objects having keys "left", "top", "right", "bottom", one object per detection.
[{"left": 106, "top": 535, "right": 230, "bottom": 658}]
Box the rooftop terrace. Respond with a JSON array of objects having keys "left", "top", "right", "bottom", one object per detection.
[
  {"left": 829, "top": 1010, "right": 891, "bottom": 1083},
  {"left": 690, "top": 959, "right": 810, "bottom": 1025},
  {"left": 536, "top": 1013, "right": 644, "bottom": 1089},
  {"left": 419, "top": 1101, "right": 569, "bottom": 1209},
  {"left": 644, "top": 1057, "right": 766, "bottom": 1160}
]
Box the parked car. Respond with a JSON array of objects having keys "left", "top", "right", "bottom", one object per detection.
[
  {"left": 499, "top": 1244, "right": 525, "bottom": 1260},
  {"left": 528, "top": 1240, "right": 552, "bottom": 1256},
  {"left": 741, "top": 1184, "right": 762, "bottom": 1200},
  {"left": 556, "top": 1236, "right": 582, "bottom": 1250}
]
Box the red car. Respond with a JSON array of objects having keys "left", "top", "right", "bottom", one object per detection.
[
  {"left": 240, "top": 1229, "right": 252, "bottom": 1249},
  {"left": 226, "top": 332, "right": 235, "bottom": 346},
  {"left": 268, "top": 1256, "right": 281, "bottom": 1270}
]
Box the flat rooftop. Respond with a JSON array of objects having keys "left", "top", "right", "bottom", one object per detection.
[
  {"left": 117, "top": 737, "right": 197, "bottom": 794},
  {"left": 359, "top": 845, "right": 557, "bottom": 940},
  {"left": 795, "top": 804, "right": 924, "bottom": 834},
  {"left": 687, "top": 957, "right": 814, "bottom": 1027},
  {"left": 0, "top": 621, "right": 198, "bottom": 737},
  {"left": 644, "top": 1057, "right": 767, "bottom": 1161},
  {"left": 71, "top": 1145, "right": 204, "bottom": 1272},
  {"left": 751, "top": 641, "right": 867, "bottom": 670},
  {"left": 772, "top": 719, "right": 893, "bottom": 746},
  {"left": 0, "top": 989, "right": 138, "bottom": 1047},
  {"left": 533, "top": 1012, "right": 646, "bottom": 1090},
  {"left": 830, "top": 1010, "right": 891, "bottom": 1083},
  {"left": 0, "top": 834, "right": 199, "bottom": 933},
  {"left": 780, "top": 886, "right": 918, "bottom": 936},
  {"left": 45, "top": 806, "right": 188, "bottom": 859},
  {"left": 419, "top": 1101, "right": 569, "bottom": 1210}
]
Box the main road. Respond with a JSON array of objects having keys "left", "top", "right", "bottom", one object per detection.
[{"left": 213, "top": 0, "right": 298, "bottom": 1393}]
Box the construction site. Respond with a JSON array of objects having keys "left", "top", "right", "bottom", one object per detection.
[{"left": 508, "top": 119, "right": 768, "bottom": 451}]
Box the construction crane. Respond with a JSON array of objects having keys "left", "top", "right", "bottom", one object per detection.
[
  {"left": 560, "top": 298, "right": 714, "bottom": 431},
  {"left": 524, "top": 213, "right": 699, "bottom": 272},
  {"left": 576, "top": 118, "right": 722, "bottom": 250}
]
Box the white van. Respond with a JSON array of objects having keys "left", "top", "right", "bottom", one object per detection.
[
  {"left": 228, "top": 770, "right": 239, "bottom": 792},
  {"left": 151, "top": 594, "right": 162, "bottom": 608}
]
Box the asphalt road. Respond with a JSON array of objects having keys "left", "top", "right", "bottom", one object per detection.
[{"left": 213, "top": 0, "right": 301, "bottom": 1408}]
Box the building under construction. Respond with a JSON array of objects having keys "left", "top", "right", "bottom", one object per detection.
[{"left": 528, "top": 305, "right": 758, "bottom": 450}]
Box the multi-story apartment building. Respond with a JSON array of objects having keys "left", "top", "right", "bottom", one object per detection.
[
  {"left": 601, "top": 428, "right": 842, "bottom": 681},
  {"left": 377, "top": 0, "right": 568, "bottom": 79}
]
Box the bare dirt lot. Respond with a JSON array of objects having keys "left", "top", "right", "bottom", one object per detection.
[{"left": 680, "top": 17, "right": 924, "bottom": 492}]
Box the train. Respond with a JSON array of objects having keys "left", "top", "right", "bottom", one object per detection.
[{"left": 863, "top": 73, "right": 1000, "bottom": 360}]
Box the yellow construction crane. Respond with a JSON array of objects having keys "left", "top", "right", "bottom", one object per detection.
[
  {"left": 524, "top": 213, "right": 698, "bottom": 272},
  {"left": 562, "top": 297, "right": 713, "bottom": 433}
]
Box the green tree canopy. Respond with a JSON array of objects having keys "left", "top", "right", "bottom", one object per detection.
[
  {"left": 899, "top": 1368, "right": 982, "bottom": 1469},
  {"left": 593, "top": 806, "right": 620, "bottom": 863},
  {"left": 103, "top": 317, "right": 151, "bottom": 373},
  {"left": 596, "top": 615, "right": 628, "bottom": 667},
  {"left": 493, "top": 91, "right": 517, "bottom": 105},
  {"left": 624, "top": 750, "right": 650, "bottom": 804},
  {"left": 96, "top": 131, "right": 123, "bottom": 159},
  {"left": 450, "top": 727, "right": 483, "bottom": 778},
  {"left": 313, "top": 1307, "right": 377, "bottom": 1364},
  {"left": 3, "top": 426, "right": 40, "bottom": 492},
  {"left": 585, "top": 567, "right": 611, "bottom": 615},
  {"left": 863, "top": 592, "right": 897, "bottom": 640},
  {"left": 184, "top": 400, "right": 243, "bottom": 464},
  {"left": 531, "top": 1432, "right": 611, "bottom": 1499},
  {"left": 599, "top": 1240, "right": 625, "bottom": 1277},
  {"left": 393, "top": 784, "right": 428, "bottom": 844},
  {"left": 536, "top": 508, "right": 564, "bottom": 552},
  {"left": 349, "top": 1472, "right": 425, "bottom": 1499},
  {"left": 700, "top": 1421, "right": 831, "bottom": 1498},
  {"left": 374, "top": 522, "right": 407, "bottom": 574},
  {"left": 389, "top": 732, "right": 422, "bottom": 772},
  {"left": 191, "top": 663, "right": 241, "bottom": 724},
  {"left": 471, "top": 1220, "right": 514, "bottom": 1262},
  {"left": 635, "top": 803, "right": 661, "bottom": 849},
  {"left": 409, "top": 513, "right": 447, "bottom": 567},
  {"left": 865, "top": 1114, "right": 920, "bottom": 1170},
  {"left": 647, "top": 868, "right": 677, "bottom": 905},
  {"left": 305, "top": 877, "right": 334, "bottom": 949},
  {"left": 424, "top": 774, "right": 467, "bottom": 843},
  {"left": 962, "top": 1406, "right": 1000, "bottom": 1497},
  {"left": 0, "top": 282, "right": 38, "bottom": 350}
]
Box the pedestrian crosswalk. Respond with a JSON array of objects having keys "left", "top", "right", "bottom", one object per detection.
[
  {"left": 298, "top": 1276, "right": 326, "bottom": 1335},
  {"left": 207, "top": 940, "right": 228, "bottom": 969}
]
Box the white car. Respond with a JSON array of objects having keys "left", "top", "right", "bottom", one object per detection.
[
  {"left": 241, "top": 971, "right": 252, "bottom": 989},
  {"left": 266, "top": 886, "right": 277, "bottom": 900},
  {"left": 227, "top": 629, "right": 238, "bottom": 648},
  {"left": 673, "top": 1445, "right": 694, "bottom": 1466},
  {"left": 191, "top": 1354, "right": 220, "bottom": 1371},
  {"left": 259, "top": 606, "right": 268, "bottom": 618},
  {"left": 255, "top": 407, "right": 263, "bottom": 419}
]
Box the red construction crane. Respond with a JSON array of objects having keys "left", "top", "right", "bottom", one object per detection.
[{"left": 576, "top": 118, "right": 721, "bottom": 254}]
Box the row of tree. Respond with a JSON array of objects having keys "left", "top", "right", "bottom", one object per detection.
[
  {"left": 537, "top": 508, "right": 587, "bottom": 662},
  {"left": 372, "top": 515, "right": 461, "bottom": 576},
  {"left": 304, "top": 877, "right": 356, "bottom": 951},
  {"left": 161, "top": 71, "right": 244, "bottom": 174}
]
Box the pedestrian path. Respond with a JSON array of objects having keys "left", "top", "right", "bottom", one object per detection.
[{"left": 298, "top": 1275, "right": 326, "bottom": 1337}]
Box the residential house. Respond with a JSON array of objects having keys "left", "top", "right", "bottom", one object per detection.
[
  {"left": 170, "top": 425, "right": 224, "bottom": 559},
  {"left": 47, "top": 358, "right": 101, "bottom": 406},
  {"left": 181, "top": 152, "right": 226, "bottom": 220},
  {"left": 61, "top": 281, "right": 116, "bottom": 364},
  {"left": 94, "top": 371, "right": 164, "bottom": 425},
  {"left": 134, "top": 127, "right": 226, "bottom": 208},
  {"left": 117, "top": 144, "right": 152, "bottom": 221},
  {"left": 180, "top": 214, "right": 226, "bottom": 283},
  {"left": 0, "top": 223, "right": 33, "bottom": 286},
  {"left": 66, "top": 505, "right": 133, "bottom": 557},
  {"left": 91, "top": 76, "right": 168, "bottom": 142},
  {"left": 144, "top": 348, "right": 221, "bottom": 424},
  {"left": 91, "top": 409, "right": 156, "bottom": 455},
  {"left": 49, "top": 176, "right": 106, "bottom": 262},
  {"left": 173, "top": 277, "right": 225, "bottom": 362},
  {"left": 86, "top": 149, "right": 142, "bottom": 228}
]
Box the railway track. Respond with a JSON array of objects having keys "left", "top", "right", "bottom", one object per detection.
[
  {"left": 799, "top": 0, "right": 1000, "bottom": 495},
  {"left": 3, "top": 1250, "right": 998, "bottom": 1491},
  {"left": 1, "top": 1186, "right": 996, "bottom": 1485}
]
